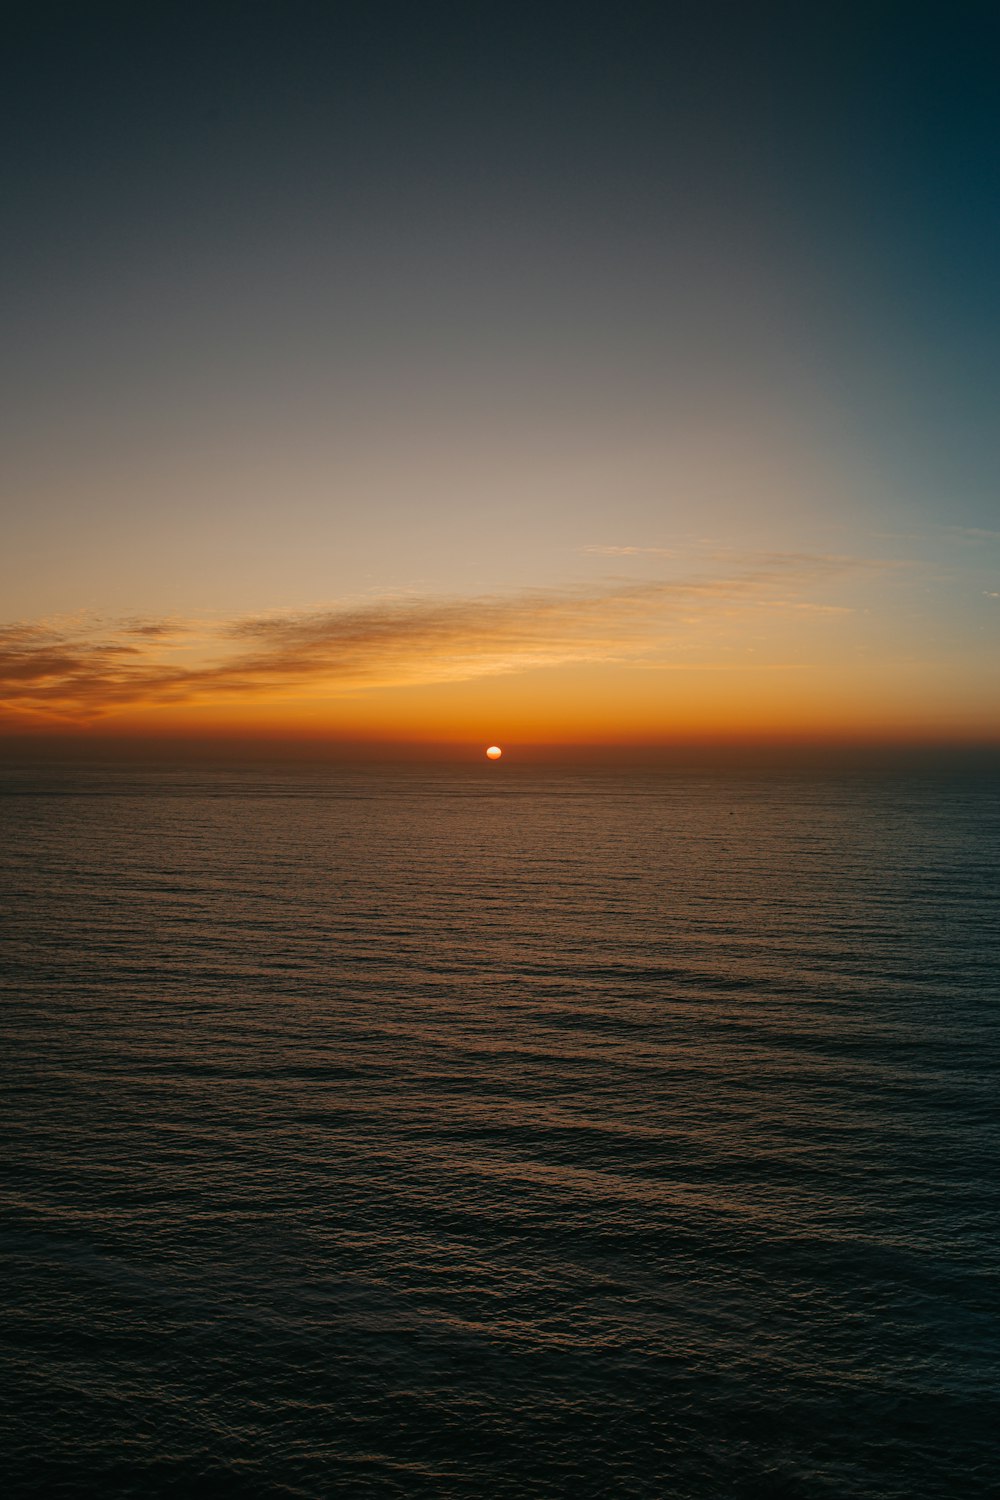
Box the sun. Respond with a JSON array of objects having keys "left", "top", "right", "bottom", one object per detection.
[{"left": 485, "top": 745, "right": 503, "bottom": 760}]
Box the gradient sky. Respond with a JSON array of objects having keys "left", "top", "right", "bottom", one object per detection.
[{"left": 2, "top": 1, "right": 997, "bottom": 747}]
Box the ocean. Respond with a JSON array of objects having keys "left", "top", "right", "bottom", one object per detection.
[{"left": 1, "top": 759, "right": 997, "bottom": 1497}]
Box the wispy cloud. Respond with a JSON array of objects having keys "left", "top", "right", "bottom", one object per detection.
[
  {"left": 583, "top": 544, "right": 677, "bottom": 558},
  {"left": 0, "top": 553, "right": 881, "bottom": 723},
  {"left": 942, "top": 526, "right": 1000, "bottom": 543}
]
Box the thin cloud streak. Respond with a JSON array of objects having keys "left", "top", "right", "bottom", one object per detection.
[
  {"left": 0, "top": 553, "right": 882, "bottom": 723},
  {"left": 583, "top": 545, "right": 677, "bottom": 558}
]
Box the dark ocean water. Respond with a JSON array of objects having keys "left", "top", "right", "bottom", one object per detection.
[{"left": 1, "top": 760, "right": 997, "bottom": 1499}]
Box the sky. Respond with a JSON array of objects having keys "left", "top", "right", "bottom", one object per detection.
[{"left": 2, "top": 1, "right": 998, "bottom": 752}]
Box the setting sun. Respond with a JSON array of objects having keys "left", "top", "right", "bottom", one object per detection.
[{"left": 485, "top": 745, "right": 503, "bottom": 760}]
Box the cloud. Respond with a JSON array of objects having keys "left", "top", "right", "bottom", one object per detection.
[
  {"left": 118, "top": 617, "right": 195, "bottom": 640},
  {"left": 943, "top": 526, "right": 1000, "bottom": 543},
  {"left": 583, "top": 544, "right": 677, "bottom": 557},
  {"left": 0, "top": 552, "right": 881, "bottom": 723}
]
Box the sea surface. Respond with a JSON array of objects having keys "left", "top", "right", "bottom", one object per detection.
[{"left": 1, "top": 759, "right": 997, "bottom": 1498}]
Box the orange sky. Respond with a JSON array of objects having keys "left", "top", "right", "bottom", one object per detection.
[{"left": 2, "top": 552, "right": 996, "bottom": 749}]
